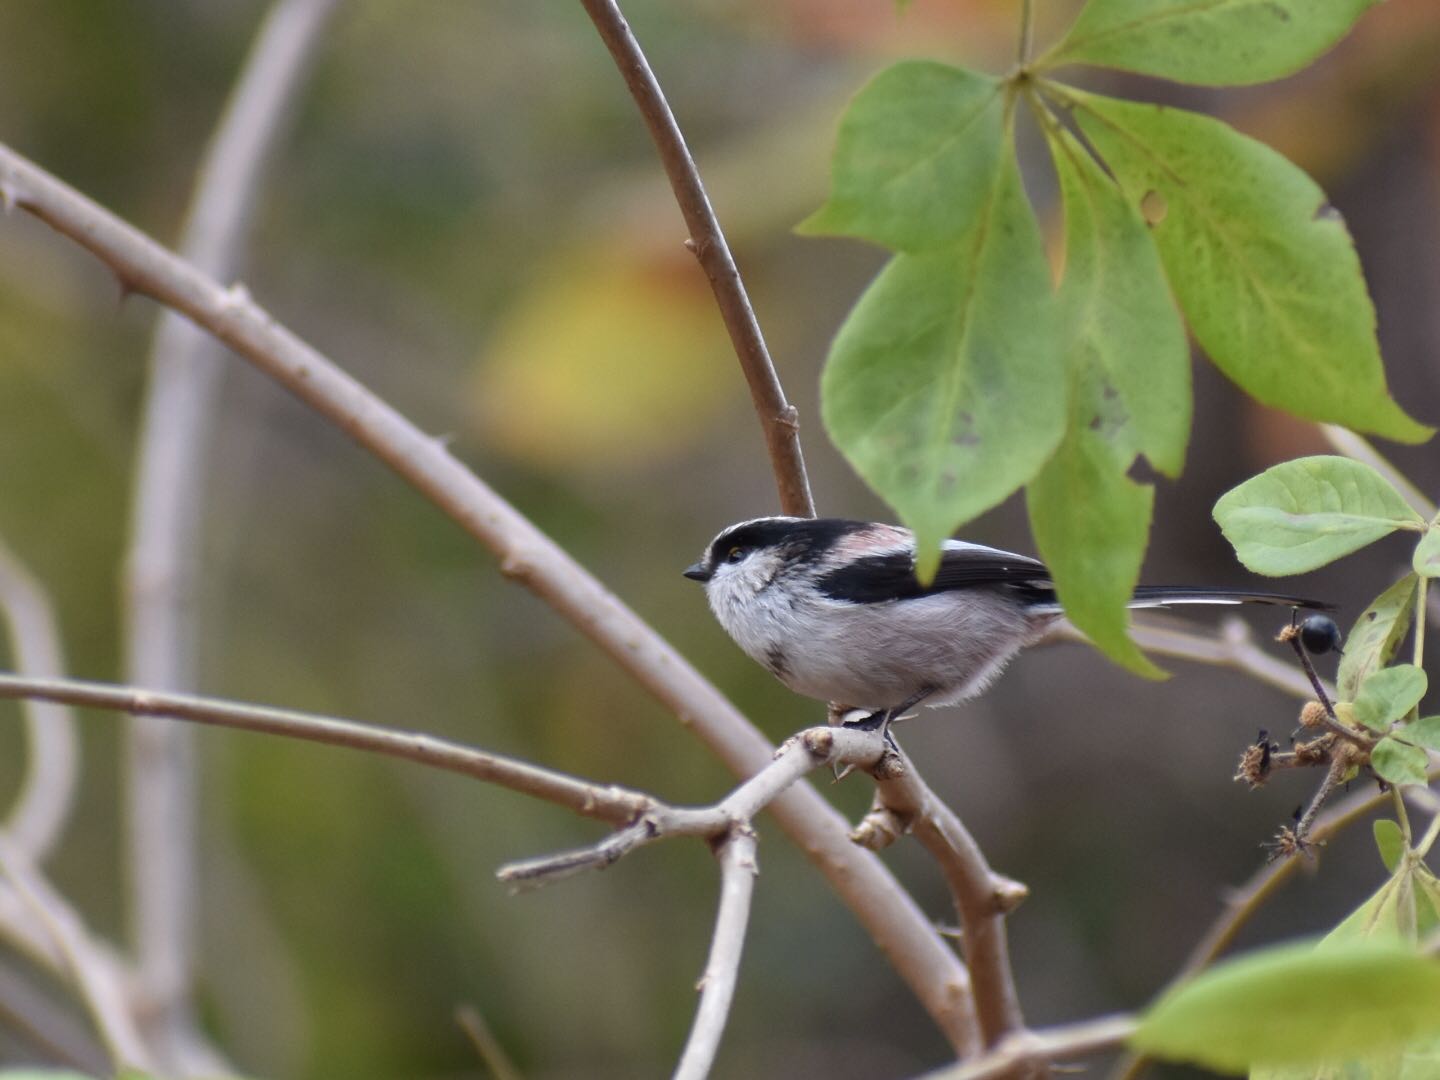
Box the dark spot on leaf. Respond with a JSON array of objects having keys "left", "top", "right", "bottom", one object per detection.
[
  {"left": 1313, "top": 202, "right": 1341, "bottom": 223},
  {"left": 1088, "top": 414, "right": 1104, "bottom": 431},
  {"left": 951, "top": 412, "right": 979, "bottom": 448},
  {"left": 939, "top": 471, "right": 958, "bottom": 492},
  {"left": 1140, "top": 190, "right": 1167, "bottom": 226},
  {"left": 1367, "top": 611, "right": 1378, "bottom": 621}
]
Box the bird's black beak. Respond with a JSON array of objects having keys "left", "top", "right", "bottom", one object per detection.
[{"left": 683, "top": 562, "right": 711, "bottom": 583}]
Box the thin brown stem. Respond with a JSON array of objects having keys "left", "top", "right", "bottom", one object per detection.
[
  {"left": 870, "top": 752, "right": 1032, "bottom": 1057},
  {"left": 0, "top": 673, "right": 655, "bottom": 825},
  {"left": 0, "top": 140, "right": 974, "bottom": 1051},
  {"left": 919, "top": 1014, "right": 1137, "bottom": 1080},
  {"left": 577, "top": 0, "right": 814, "bottom": 518},
  {"left": 1112, "top": 769, "right": 1440, "bottom": 1080}
]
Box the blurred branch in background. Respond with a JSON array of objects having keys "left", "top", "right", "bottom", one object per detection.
[
  {"left": 578, "top": 0, "right": 815, "bottom": 518},
  {"left": 0, "top": 530, "right": 77, "bottom": 863},
  {"left": 120, "top": 0, "right": 342, "bottom": 1061},
  {"left": 0, "top": 141, "right": 979, "bottom": 1052}
]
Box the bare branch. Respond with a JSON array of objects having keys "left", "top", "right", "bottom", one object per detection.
[
  {"left": 498, "top": 726, "right": 888, "bottom": 887},
  {"left": 869, "top": 753, "right": 1031, "bottom": 1056},
  {"left": 0, "top": 533, "right": 78, "bottom": 862},
  {"left": 0, "top": 673, "right": 658, "bottom": 826},
  {"left": 0, "top": 838, "right": 153, "bottom": 1073},
  {"left": 0, "top": 141, "right": 975, "bottom": 1051},
  {"left": 1052, "top": 615, "right": 1322, "bottom": 700},
  {"left": 0, "top": 957, "right": 110, "bottom": 1074},
  {"left": 917, "top": 1013, "right": 1137, "bottom": 1080},
  {"left": 577, "top": 0, "right": 815, "bottom": 518},
  {"left": 673, "top": 827, "right": 759, "bottom": 1080},
  {"left": 122, "top": 0, "right": 342, "bottom": 1041}
]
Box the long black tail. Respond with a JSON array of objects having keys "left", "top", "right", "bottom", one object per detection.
[{"left": 1127, "top": 586, "right": 1333, "bottom": 611}]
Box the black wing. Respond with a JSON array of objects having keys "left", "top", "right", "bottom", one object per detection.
[{"left": 818, "top": 544, "right": 1053, "bottom": 605}]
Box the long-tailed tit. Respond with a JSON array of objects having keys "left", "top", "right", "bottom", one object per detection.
[{"left": 683, "top": 517, "right": 1330, "bottom": 734}]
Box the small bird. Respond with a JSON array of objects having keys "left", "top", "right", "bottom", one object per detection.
[{"left": 683, "top": 517, "right": 1329, "bottom": 735}]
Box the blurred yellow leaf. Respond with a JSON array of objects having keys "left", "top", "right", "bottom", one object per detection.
[{"left": 472, "top": 249, "right": 737, "bottom": 468}]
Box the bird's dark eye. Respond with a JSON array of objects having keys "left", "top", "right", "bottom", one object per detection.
[{"left": 725, "top": 545, "right": 750, "bottom": 564}]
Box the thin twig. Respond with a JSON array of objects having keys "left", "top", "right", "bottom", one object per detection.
[
  {"left": 673, "top": 828, "right": 759, "bottom": 1080},
  {"left": 0, "top": 838, "right": 153, "bottom": 1073},
  {"left": 1112, "top": 768, "right": 1440, "bottom": 1080},
  {"left": 122, "top": 0, "right": 342, "bottom": 1044},
  {"left": 919, "top": 1014, "right": 1137, "bottom": 1080},
  {"left": 1017, "top": 0, "right": 1035, "bottom": 66},
  {"left": 1050, "top": 616, "right": 1325, "bottom": 700},
  {"left": 869, "top": 752, "right": 1032, "bottom": 1057},
  {"left": 455, "top": 1004, "right": 523, "bottom": 1080},
  {"left": 0, "top": 957, "right": 111, "bottom": 1074},
  {"left": 577, "top": 0, "right": 814, "bottom": 518},
  {"left": 0, "top": 673, "right": 655, "bottom": 825},
  {"left": 0, "top": 532, "right": 78, "bottom": 862},
  {"left": 497, "top": 726, "right": 888, "bottom": 887},
  {"left": 0, "top": 141, "right": 976, "bottom": 1051}
]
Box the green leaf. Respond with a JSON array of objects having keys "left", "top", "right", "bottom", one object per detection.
[
  {"left": 1375, "top": 820, "right": 1406, "bottom": 874},
  {"left": 1027, "top": 384, "right": 1163, "bottom": 679},
  {"left": 1042, "top": 119, "right": 1191, "bottom": 478},
  {"left": 1414, "top": 527, "right": 1440, "bottom": 578},
  {"left": 797, "top": 61, "right": 1004, "bottom": 252},
  {"left": 1213, "top": 457, "right": 1425, "bottom": 575},
  {"left": 1372, "top": 738, "right": 1430, "bottom": 787},
  {"left": 1339, "top": 575, "right": 1419, "bottom": 700},
  {"left": 1025, "top": 119, "right": 1189, "bottom": 677},
  {"left": 1406, "top": 716, "right": 1440, "bottom": 752},
  {"left": 1041, "top": 0, "right": 1378, "bottom": 86},
  {"left": 1352, "top": 665, "right": 1428, "bottom": 731},
  {"left": 1132, "top": 939, "right": 1440, "bottom": 1073},
  {"left": 821, "top": 140, "right": 1065, "bottom": 577},
  {"left": 1069, "top": 91, "right": 1432, "bottom": 445}
]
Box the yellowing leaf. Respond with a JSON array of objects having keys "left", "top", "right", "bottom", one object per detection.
[{"left": 472, "top": 252, "right": 736, "bottom": 468}]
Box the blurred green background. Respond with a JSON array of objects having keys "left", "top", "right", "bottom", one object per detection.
[{"left": 2, "top": 1, "right": 1440, "bottom": 1076}]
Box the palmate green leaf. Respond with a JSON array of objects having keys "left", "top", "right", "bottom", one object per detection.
[
  {"left": 796, "top": 61, "right": 1004, "bottom": 252},
  {"left": 1069, "top": 90, "right": 1432, "bottom": 445},
  {"left": 1027, "top": 372, "right": 1162, "bottom": 678},
  {"left": 1040, "top": 0, "right": 1378, "bottom": 86},
  {"left": 1351, "top": 664, "right": 1427, "bottom": 731},
  {"left": 821, "top": 139, "right": 1065, "bottom": 578},
  {"left": 1025, "top": 120, "right": 1188, "bottom": 677},
  {"left": 1133, "top": 939, "right": 1440, "bottom": 1074},
  {"left": 1041, "top": 121, "right": 1190, "bottom": 478},
  {"left": 1414, "top": 527, "right": 1440, "bottom": 578},
  {"left": 1372, "top": 738, "right": 1430, "bottom": 787},
  {"left": 1213, "top": 456, "right": 1425, "bottom": 575},
  {"left": 1338, "top": 574, "right": 1419, "bottom": 699}
]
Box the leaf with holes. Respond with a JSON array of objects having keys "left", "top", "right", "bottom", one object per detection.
[
  {"left": 1339, "top": 575, "right": 1420, "bottom": 699},
  {"left": 1070, "top": 90, "right": 1431, "bottom": 445},
  {"left": 1041, "top": 0, "right": 1379, "bottom": 86},
  {"left": 1213, "top": 457, "right": 1425, "bottom": 575},
  {"left": 1133, "top": 939, "right": 1440, "bottom": 1073},
  {"left": 822, "top": 141, "right": 1065, "bottom": 578},
  {"left": 1026, "top": 118, "right": 1189, "bottom": 677},
  {"left": 797, "top": 61, "right": 1005, "bottom": 252}
]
